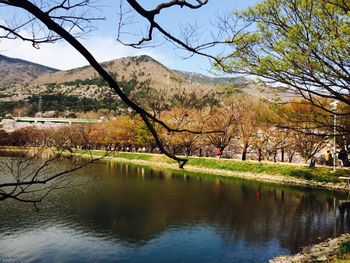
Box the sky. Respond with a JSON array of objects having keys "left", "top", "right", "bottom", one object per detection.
[{"left": 0, "top": 0, "right": 259, "bottom": 76}]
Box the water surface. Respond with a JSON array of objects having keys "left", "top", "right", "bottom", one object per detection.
[{"left": 0, "top": 161, "right": 349, "bottom": 262}]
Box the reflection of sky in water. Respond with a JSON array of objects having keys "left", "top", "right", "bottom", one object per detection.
[
  {"left": 0, "top": 224, "right": 289, "bottom": 263},
  {"left": 0, "top": 162, "right": 349, "bottom": 262},
  {"left": 0, "top": 225, "right": 124, "bottom": 263}
]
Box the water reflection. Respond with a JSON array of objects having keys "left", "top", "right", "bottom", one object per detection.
[{"left": 0, "top": 161, "right": 349, "bottom": 262}]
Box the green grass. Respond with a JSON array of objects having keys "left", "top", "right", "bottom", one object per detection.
[
  {"left": 3, "top": 147, "right": 348, "bottom": 184},
  {"left": 113, "top": 152, "right": 175, "bottom": 163},
  {"left": 187, "top": 157, "right": 349, "bottom": 183},
  {"left": 77, "top": 150, "right": 350, "bottom": 183},
  {"left": 333, "top": 241, "right": 350, "bottom": 262},
  {"left": 78, "top": 150, "right": 177, "bottom": 164},
  {"left": 340, "top": 241, "right": 350, "bottom": 255}
]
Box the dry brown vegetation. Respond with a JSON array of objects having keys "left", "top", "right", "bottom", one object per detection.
[
  {"left": 0, "top": 54, "right": 57, "bottom": 88},
  {"left": 1, "top": 55, "right": 276, "bottom": 103}
]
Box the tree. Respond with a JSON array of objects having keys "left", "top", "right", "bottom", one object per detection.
[
  {"left": 290, "top": 132, "right": 326, "bottom": 163},
  {"left": 205, "top": 99, "right": 239, "bottom": 157},
  {"left": 219, "top": 0, "right": 350, "bottom": 116},
  {"left": 0, "top": 127, "right": 103, "bottom": 206},
  {"left": 253, "top": 125, "right": 282, "bottom": 162},
  {"left": 131, "top": 85, "right": 170, "bottom": 119},
  {"left": 0, "top": 1, "right": 236, "bottom": 205},
  {"left": 161, "top": 107, "right": 206, "bottom": 156},
  {"left": 117, "top": 0, "right": 218, "bottom": 62},
  {"left": 278, "top": 99, "right": 333, "bottom": 129},
  {"left": 1, "top": 0, "right": 216, "bottom": 167},
  {"left": 111, "top": 116, "right": 139, "bottom": 149},
  {"left": 88, "top": 121, "right": 117, "bottom": 150},
  {"left": 135, "top": 120, "right": 157, "bottom": 152},
  {"left": 229, "top": 94, "right": 268, "bottom": 160},
  {"left": 118, "top": 0, "right": 350, "bottom": 122},
  {"left": 284, "top": 134, "right": 298, "bottom": 163},
  {"left": 274, "top": 100, "right": 331, "bottom": 162}
]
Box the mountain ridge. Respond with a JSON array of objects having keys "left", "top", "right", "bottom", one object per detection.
[
  {"left": 0, "top": 54, "right": 58, "bottom": 71},
  {"left": 173, "top": 69, "right": 248, "bottom": 87},
  {"left": 0, "top": 54, "right": 287, "bottom": 104},
  {"left": 0, "top": 54, "right": 294, "bottom": 117},
  {"left": 0, "top": 54, "right": 58, "bottom": 88}
]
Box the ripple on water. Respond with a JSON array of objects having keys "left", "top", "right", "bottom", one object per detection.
[{"left": 0, "top": 162, "right": 349, "bottom": 262}]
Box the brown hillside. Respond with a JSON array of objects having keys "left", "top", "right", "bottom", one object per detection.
[
  {"left": 0, "top": 54, "right": 58, "bottom": 88},
  {"left": 32, "top": 55, "right": 225, "bottom": 95},
  {"left": 1, "top": 54, "right": 289, "bottom": 102},
  {"left": 32, "top": 55, "right": 288, "bottom": 99}
]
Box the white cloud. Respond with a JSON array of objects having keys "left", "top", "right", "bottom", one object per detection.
[{"left": 0, "top": 36, "right": 171, "bottom": 70}]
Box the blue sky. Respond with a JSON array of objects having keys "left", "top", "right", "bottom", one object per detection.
[{"left": 0, "top": 0, "right": 259, "bottom": 75}]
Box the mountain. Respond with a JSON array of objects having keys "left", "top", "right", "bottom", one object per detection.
[
  {"left": 0, "top": 54, "right": 292, "bottom": 117},
  {"left": 32, "top": 56, "right": 249, "bottom": 90},
  {"left": 173, "top": 70, "right": 247, "bottom": 87},
  {"left": 0, "top": 54, "right": 58, "bottom": 88},
  {"left": 33, "top": 55, "right": 175, "bottom": 88},
  {"left": 4, "top": 55, "right": 239, "bottom": 102},
  {"left": 27, "top": 55, "right": 256, "bottom": 99}
]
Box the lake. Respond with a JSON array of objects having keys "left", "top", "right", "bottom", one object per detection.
[{"left": 0, "top": 161, "right": 349, "bottom": 262}]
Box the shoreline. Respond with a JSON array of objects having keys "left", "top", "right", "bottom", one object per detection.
[
  {"left": 270, "top": 233, "right": 350, "bottom": 262},
  {"left": 93, "top": 154, "right": 350, "bottom": 192},
  {"left": 2, "top": 147, "right": 350, "bottom": 261},
  {"left": 1, "top": 146, "right": 349, "bottom": 191},
  {"left": 95, "top": 154, "right": 350, "bottom": 262}
]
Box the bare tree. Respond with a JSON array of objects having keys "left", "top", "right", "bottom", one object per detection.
[
  {"left": 117, "top": 0, "right": 260, "bottom": 81},
  {"left": 0, "top": 1, "right": 239, "bottom": 205},
  {"left": 1, "top": 0, "right": 215, "bottom": 168},
  {"left": 0, "top": 126, "right": 104, "bottom": 207},
  {"left": 117, "top": 0, "right": 218, "bottom": 61},
  {"left": 118, "top": 0, "right": 350, "bottom": 126},
  {"left": 291, "top": 132, "right": 326, "bottom": 163},
  {"left": 205, "top": 99, "right": 239, "bottom": 157}
]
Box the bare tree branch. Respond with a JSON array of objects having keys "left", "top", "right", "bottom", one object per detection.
[
  {"left": 0, "top": 126, "right": 106, "bottom": 205},
  {"left": 0, "top": 0, "right": 197, "bottom": 167},
  {"left": 117, "top": 0, "right": 248, "bottom": 68}
]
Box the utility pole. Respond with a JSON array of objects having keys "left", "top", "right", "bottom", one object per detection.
[{"left": 331, "top": 101, "right": 339, "bottom": 172}]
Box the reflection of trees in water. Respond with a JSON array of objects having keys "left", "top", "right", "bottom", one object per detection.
[
  {"left": 283, "top": 194, "right": 332, "bottom": 252},
  {"left": 0, "top": 162, "right": 348, "bottom": 253},
  {"left": 337, "top": 201, "right": 350, "bottom": 235},
  {"left": 214, "top": 186, "right": 338, "bottom": 253}
]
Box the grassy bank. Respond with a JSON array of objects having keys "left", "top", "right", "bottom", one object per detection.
[
  {"left": 80, "top": 150, "right": 350, "bottom": 183},
  {"left": 2, "top": 147, "right": 349, "bottom": 184}
]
